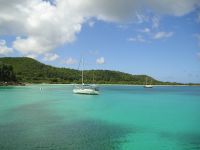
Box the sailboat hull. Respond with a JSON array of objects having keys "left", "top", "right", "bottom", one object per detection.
[
  {"left": 73, "top": 88, "right": 99, "bottom": 95},
  {"left": 144, "top": 85, "right": 153, "bottom": 88}
]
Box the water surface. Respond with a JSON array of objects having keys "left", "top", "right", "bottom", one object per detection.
[{"left": 0, "top": 85, "right": 200, "bottom": 150}]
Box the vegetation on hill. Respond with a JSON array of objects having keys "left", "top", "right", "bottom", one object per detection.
[
  {"left": 0, "top": 62, "right": 16, "bottom": 82},
  {"left": 0, "top": 57, "right": 181, "bottom": 85},
  {"left": 0, "top": 57, "right": 80, "bottom": 83}
]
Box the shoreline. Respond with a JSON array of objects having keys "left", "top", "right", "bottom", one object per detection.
[
  {"left": 0, "top": 82, "right": 25, "bottom": 86},
  {"left": 1, "top": 82, "right": 200, "bottom": 87}
]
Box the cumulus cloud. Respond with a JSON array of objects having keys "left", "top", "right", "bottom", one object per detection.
[
  {"left": 96, "top": 57, "right": 105, "bottom": 64},
  {"left": 153, "top": 31, "right": 174, "bottom": 39},
  {"left": 76, "top": 0, "right": 200, "bottom": 22},
  {"left": 13, "top": 36, "right": 54, "bottom": 55},
  {"left": 144, "top": 0, "right": 200, "bottom": 16},
  {"left": 25, "top": 54, "right": 37, "bottom": 59},
  {"left": 0, "top": 0, "right": 83, "bottom": 56},
  {"left": 0, "top": 40, "right": 13, "bottom": 55},
  {"left": 0, "top": 0, "right": 199, "bottom": 55},
  {"left": 43, "top": 53, "right": 59, "bottom": 61},
  {"left": 65, "top": 57, "right": 77, "bottom": 65}
]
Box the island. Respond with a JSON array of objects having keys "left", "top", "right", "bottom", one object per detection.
[{"left": 0, "top": 57, "right": 199, "bottom": 86}]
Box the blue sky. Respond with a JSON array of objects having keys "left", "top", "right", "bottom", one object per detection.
[{"left": 0, "top": 0, "right": 200, "bottom": 83}]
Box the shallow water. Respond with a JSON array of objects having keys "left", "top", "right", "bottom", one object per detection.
[{"left": 0, "top": 85, "right": 200, "bottom": 150}]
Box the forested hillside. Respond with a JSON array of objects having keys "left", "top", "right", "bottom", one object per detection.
[
  {"left": 0, "top": 57, "right": 177, "bottom": 85},
  {"left": 0, "top": 62, "right": 16, "bottom": 82}
]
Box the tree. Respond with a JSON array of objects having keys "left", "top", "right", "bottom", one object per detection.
[{"left": 0, "top": 62, "right": 17, "bottom": 82}]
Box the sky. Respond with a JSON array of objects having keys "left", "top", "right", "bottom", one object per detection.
[{"left": 0, "top": 0, "right": 200, "bottom": 83}]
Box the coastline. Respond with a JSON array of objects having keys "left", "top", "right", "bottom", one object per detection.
[
  {"left": 1, "top": 82, "right": 200, "bottom": 87},
  {"left": 0, "top": 82, "right": 25, "bottom": 86}
]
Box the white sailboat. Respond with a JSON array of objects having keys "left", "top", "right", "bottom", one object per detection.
[
  {"left": 73, "top": 58, "right": 99, "bottom": 95},
  {"left": 144, "top": 77, "right": 153, "bottom": 88}
]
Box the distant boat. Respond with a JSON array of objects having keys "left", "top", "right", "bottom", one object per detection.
[
  {"left": 144, "top": 77, "right": 153, "bottom": 88},
  {"left": 73, "top": 57, "right": 99, "bottom": 95}
]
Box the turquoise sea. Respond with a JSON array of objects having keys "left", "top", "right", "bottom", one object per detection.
[{"left": 0, "top": 85, "right": 200, "bottom": 150}]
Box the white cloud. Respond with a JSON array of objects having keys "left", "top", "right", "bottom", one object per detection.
[
  {"left": 145, "top": 0, "right": 200, "bottom": 16},
  {"left": 153, "top": 31, "right": 174, "bottom": 39},
  {"left": 128, "top": 35, "right": 147, "bottom": 43},
  {"left": 0, "top": 0, "right": 199, "bottom": 55},
  {"left": 0, "top": 40, "right": 13, "bottom": 55},
  {"left": 25, "top": 54, "right": 37, "bottom": 59},
  {"left": 65, "top": 57, "right": 77, "bottom": 65},
  {"left": 96, "top": 57, "right": 105, "bottom": 64},
  {"left": 1, "top": 0, "right": 83, "bottom": 55},
  {"left": 43, "top": 53, "right": 59, "bottom": 61},
  {"left": 136, "top": 16, "right": 172, "bottom": 42},
  {"left": 13, "top": 36, "right": 53, "bottom": 55},
  {"left": 77, "top": 0, "right": 200, "bottom": 22}
]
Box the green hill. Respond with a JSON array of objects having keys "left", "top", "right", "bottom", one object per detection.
[
  {"left": 0, "top": 57, "right": 176, "bottom": 85},
  {"left": 0, "top": 62, "right": 16, "bottom": 82}
]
